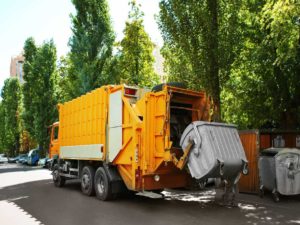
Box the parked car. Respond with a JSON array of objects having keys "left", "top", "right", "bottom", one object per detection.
[
  {"left": 38, "top": 157, "right": 52, "bottom": 168},
  {"left": 8, "top": 157, "right": 16, "bottom": 163},
  {"left": 0, "top": 154, "right": 8, "bottom": 163},
  {"left": 27, "top": 149, "right": 40, "bottom": 166},
  {"left": 8, "top": 154, "right": 23, "bottom": 163},
  {"left": 18, "top": 154, "right": 28, "bottom": 164}
]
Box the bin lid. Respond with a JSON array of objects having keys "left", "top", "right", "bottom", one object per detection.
[
  {"left": 275, "top": 148, "right": 300, "bottom": 157},
  {"left": 260, "top": 148, "right": 285, "bottom": 156}
]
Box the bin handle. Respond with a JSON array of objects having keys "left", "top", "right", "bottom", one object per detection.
[{"left": 192, "top": 123, "right": 202, "bottom": 157}]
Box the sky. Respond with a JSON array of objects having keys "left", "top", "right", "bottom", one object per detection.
[{"left": 0, "top": 0, "right": 163, "bottom": 90}]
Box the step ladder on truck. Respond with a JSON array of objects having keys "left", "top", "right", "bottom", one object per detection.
[{"left": 49, "top": 84, "right": 248, "bottom": 204}]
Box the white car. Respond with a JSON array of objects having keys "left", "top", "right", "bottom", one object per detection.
[{"left": 0, "top": 154, "right": 8, "bottom": 163}]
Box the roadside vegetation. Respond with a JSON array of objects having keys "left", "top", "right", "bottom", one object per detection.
[{"left": 0, "top": 0, "right": 299, "bottom": 156}]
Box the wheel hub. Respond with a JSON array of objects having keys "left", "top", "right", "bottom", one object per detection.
[
  {"left": 53, "top": 170, "right": 59, "bottom": 181},
  {"left": 82, "top": 174, "right": 90, "bottom": 189},
  {"left": 97, "top": 176, "right": 105, "bottom": 194}
]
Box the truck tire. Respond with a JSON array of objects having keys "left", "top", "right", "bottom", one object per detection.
[
  {"left": 53, "top": 164, "right": 65, "bottom": 187},
  {"left": 94, "top": 167, "right": 113, "bottom": 201},
  {"left": 81, "top": 166, "right": 95, "bottom": 196}
]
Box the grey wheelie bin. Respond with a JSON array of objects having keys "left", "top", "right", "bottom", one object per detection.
[
  {"left": 180, "top": 121, "right": 248, "bottom": 204},
  {"left": 259, "top": 148, "right": 300, "bottom": 202},
  {"left": 275, "top": 149, "right": 300, "bottom": 196},
  {"left": 258, "top": 148, "right": 282, "bottom": 201}
]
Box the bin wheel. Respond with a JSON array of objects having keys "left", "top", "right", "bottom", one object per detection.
[
  {"left": 272, "top": 192, "right": 280, "bottom": 202},
  {"left": 53, "top": 164, "right": 65, "bottom": 187},
  {"left": 259, "top": 188, "right": 264, "bottom": 198},
  {"left": 242, "top": 164, "right": 249, "bottom": 175},
  {"left": 199, "top": 180, "right": 207, "bottom": 189},
  {"left": 81, "top": 166, "right": 95, "bottom": 196},
  {"left": 94, "top": 167, "right": 113, "bottom": 201}
]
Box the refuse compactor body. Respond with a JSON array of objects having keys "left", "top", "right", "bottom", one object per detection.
[{"left": 49, "top": 84, "right": 248, "bottom": 198}]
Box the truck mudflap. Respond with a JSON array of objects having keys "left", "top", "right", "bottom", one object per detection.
[{"left": 180, "top": 121, "right": 248, "bottom": 205}]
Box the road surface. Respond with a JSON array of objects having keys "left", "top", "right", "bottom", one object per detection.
[{"left": 0, "top": 164, "right": 299, "bottom": 225}]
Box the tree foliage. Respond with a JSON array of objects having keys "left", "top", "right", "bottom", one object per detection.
[
  {"left": 23, "top": 37, "right": 37, "bottom": 136},
  {"left": 67, "top": 0, "right": 115, "bottom": 97},
  {"left": 22, "top": 38, "right": 58, "bottom": 154},
  {"left": 158, "top": 0, "right": 242, "bottom": 121},
  {"left": 1, "top": 78, "right": 22, "bottom": 156},
  {"left": 0, "top": 102, "right": 5, "bottom": 153},
  {"left": 222, "top": 0, "right": 300, "bottom": 129},
  {"left": 117, "top": 0, "right": 159, "bottom": 87}
]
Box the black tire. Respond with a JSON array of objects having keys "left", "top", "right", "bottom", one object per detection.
[
  {"left": 81, "top": 166, "right": 95, "bottom": 196},
  {"left": 94, "top": 167, "right": 113, "bottom": 201},
  {"left": 152, "top": 82, "right": 187, "bottom": 92},
  {"left": 53, "top": 164, "right": 65, "bottom": 187},
  {"left": 272, "top": 192, "right": 280, "bottom": 202}
]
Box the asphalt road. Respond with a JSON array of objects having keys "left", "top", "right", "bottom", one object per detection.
[{"left": 0, "top": 166, "right": 300, "bottom": 225}]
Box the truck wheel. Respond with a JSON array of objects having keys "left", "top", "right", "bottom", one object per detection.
[
  {"left": 94, "top": 167, "right": 113, "bottom": 201},
  {"left": 81, "top": 166, "right": 95, "bottom": 196},
  {"left": 53, "top": 164, "right": 65, "bottom": 187}
]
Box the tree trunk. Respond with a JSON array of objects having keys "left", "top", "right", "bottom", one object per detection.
[
  {"left": 207, "top": 0, "right": 221, "bottom": 122},
  {"left": 212, "top": 96, "right": 221, "bottom": 122},
  {"left": 280, "top": 109, "right": 298, "bottom": 129}
]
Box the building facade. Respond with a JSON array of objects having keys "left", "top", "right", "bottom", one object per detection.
[{"left": 10, "top": 54, "right": 25, "bottom": 84}]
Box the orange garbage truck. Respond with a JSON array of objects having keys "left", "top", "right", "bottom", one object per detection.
[{"left": 49, "top": 84, "right": 248, "bottom": 201}]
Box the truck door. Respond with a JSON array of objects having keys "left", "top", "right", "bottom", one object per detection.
[{"left": 50, "top": 124, "right": 60, "bottom": 158}]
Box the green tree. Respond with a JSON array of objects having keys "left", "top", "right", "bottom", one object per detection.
[
  {"left": 68, "top": 0, "right": 115, "bottom": 97},
  {"left": 161, "top": 45, "right": 196, "bottom": 89},
  {"left": 33, "top": 40, "right": 58, "bottom": 153},
  {"left": 23, "top": 37, "right": 37, "bottom": 136},
  {"left": 158, "top": 0, "right": 243, "bottom": 121},
  {"left": 22, "top": 39, "right": 58, "bottom": 154},
  {"left": 56, "top": 55, "right": 73, "bottom": 102},
  {"left": 1, "top": 78, "right": 22, "bottom": 156},
  {"left": 118, "top": 0, "right": 159, "bottom": 87},
  {"left": 222, "top": 0, "right": 300, "bottom": 129},
  {"left": 0, "top": 102, "right": 6, "bottom": 153}
]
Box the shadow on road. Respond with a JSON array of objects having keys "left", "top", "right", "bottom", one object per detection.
[{"left": 0, "top": 179, "right": 300, "bottom": 225}]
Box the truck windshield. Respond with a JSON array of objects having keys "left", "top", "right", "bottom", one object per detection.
[{"left": 53, "top": 126, "right": 59, "bottom": 140}]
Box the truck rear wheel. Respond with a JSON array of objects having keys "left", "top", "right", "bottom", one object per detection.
[
  {"left": 94, "top": 167, "right": 113, "bottom": 201},
  {"left": 53, "top": 164, "right": 65, "bottom": 187},
  {"left": 81, "top": 166, "right": 95, "bottom": 196}
]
